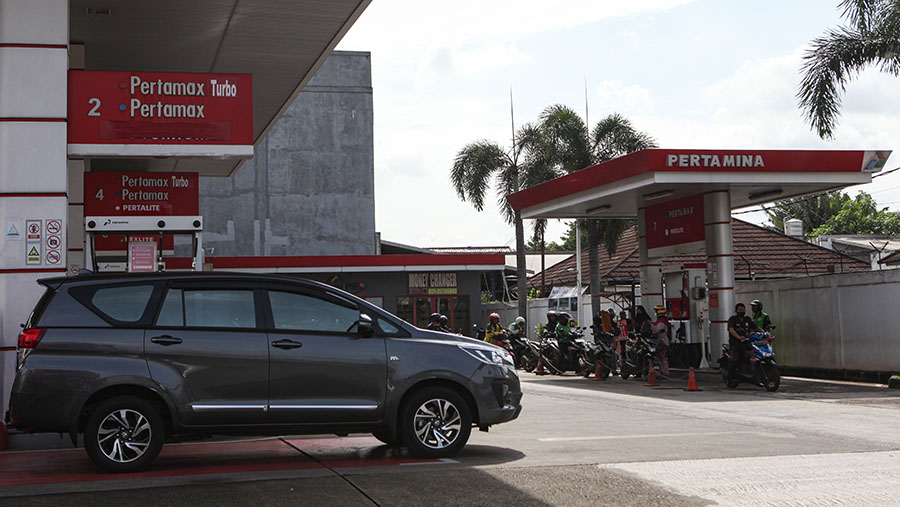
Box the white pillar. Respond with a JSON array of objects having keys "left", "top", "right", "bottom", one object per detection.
[
  {"left": 575, "top": 220, "right": 583, "bottom": 325},
  {"left": 637, "top": 208, "right": 663, "bottom": 312},
  {"left": 0, "top": 0, "right": 69, "bottom": 414},
  {"left": 704, "top": 191, "right": 735, "bottom": 360}
]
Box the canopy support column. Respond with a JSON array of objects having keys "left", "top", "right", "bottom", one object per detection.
[
  {"left": 637, "top": 208, "right": 663, "bottom": 313},
  {"left": 704, "top": 191, "right": 735, "bottom": 361}
]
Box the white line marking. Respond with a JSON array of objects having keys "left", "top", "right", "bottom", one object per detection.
[{"left": 538, "top": 431, "right": 795, "bottom": 442}]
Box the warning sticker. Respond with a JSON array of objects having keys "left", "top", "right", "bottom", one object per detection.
[
  {"left": 46, "top": 250, "right": 61, "bottom": 265},
  {"left": 46, "top": 220, "right": 61, "bottom": 235},
  {"left": 26, "top": 220, "right": 42, "bottom": 241},
  {"left": 27, "top": 245, "right": 41, "bottom": 264},
  {"left": 47, "top": 235, "right": 61, "bottom": 250}
]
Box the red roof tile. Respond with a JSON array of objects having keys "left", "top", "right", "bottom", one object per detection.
[{"left": 529, "top": 219, "right": 870, "bottom": 289}]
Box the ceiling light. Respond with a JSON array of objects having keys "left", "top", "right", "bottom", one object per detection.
[
  {"left": 586, "top": 205, "right": 611, "bottom": 214},
  {"left": 748, "top": 188, "right": 783, "bottom": 201},
  {"left": 643, "top": 190, "right": 674, "bottom": 201}
]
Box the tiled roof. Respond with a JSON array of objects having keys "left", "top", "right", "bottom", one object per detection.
[
  {"left": 529, "top": 219, "right": 871, "bottom": 289},
  {"left": 881, "top": 250, "right": 900, "bottom": 265}
]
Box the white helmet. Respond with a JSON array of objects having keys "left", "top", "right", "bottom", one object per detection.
[{"left": 515, "top": 316, "right": 525, "bottom": 327}]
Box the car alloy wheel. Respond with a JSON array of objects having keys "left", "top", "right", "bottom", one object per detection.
[
  {"left": 96, "top": 408, "right": 153, "bottom": 463},
  {"left": 414, "top": 398, "right": 462, "bottom": 449}
]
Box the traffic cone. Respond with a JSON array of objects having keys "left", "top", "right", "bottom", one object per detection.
[
  {"left": 684, "top": 367, "right": 702, "bottom": 391},
  {"left": 592, "top": 359, "right": 605, "bottom": 381},
  {"left": 535, "top": 351, "right": 548, "bottom": 375},
  {"left": 644, "top": 364, "right": 659, "bottom": 386}
]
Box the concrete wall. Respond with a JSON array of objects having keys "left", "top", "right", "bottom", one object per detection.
[
  {"left": 197, "top": 51, "right": 375, "bottom": 256},
  {"left": 736, "top": 270, "right": 900, "bottom": 375}
]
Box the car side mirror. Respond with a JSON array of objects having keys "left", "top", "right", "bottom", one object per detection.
[{"left": 357, "top": 313, "right": 374, "bottom": 337}]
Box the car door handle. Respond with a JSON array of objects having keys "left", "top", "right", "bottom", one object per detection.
[
  {"left": 150, "top": 335, "right": 183, "bottom": 346},
  {"left": 272, "top": 339, "right": 303, "bottom": 350}
]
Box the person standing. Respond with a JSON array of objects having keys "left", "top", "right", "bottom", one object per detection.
[
  {"left": 616, "top": 310, "right": 632, "bottom": 371},
  {"left": 633, "top": 306, "right": 650, "bottom": 335},
  {"left": 650, "top": 305, "right": 672, "bottom": 377}
]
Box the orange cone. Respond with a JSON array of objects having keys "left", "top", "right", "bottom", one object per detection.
[
  {"left": 684, "top": 367, "right": 702, "bottom": 391},
  {"left": 593, "top": 359, "right": 605, "bottom": 381},
  {"left": 644, "top": 363, "right": 659, "bottom": 386},
  {"left": 535, "top": 351, "right": 548, "bottom": 375}
]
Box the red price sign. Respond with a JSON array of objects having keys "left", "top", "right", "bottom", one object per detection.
[
  {"left": 645, "top": 194, "right": 705, "bottom": 257},
  {"left": 68, "top": 70, "right": 253, "bottom": 147},
  {"left": 84, "top": 171, "right": 198, "bottom": 216}
]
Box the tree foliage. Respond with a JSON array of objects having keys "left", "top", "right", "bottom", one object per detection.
[
  {"left": 812, "top": 191, "right": 900, "bottom": 235},
  {"left": 798, "top": 0, "right": 900, "bottom": 139},
  {"left": 764, "top": 191, "right": 850, "bottom": 234}
]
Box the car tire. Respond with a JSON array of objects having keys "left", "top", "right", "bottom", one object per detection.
[
  {"left": 400, "top": 387, "right": 471, "bottom": 459},
  {"left": 84, "top": 395, "right": 165, "bottom": 473}
]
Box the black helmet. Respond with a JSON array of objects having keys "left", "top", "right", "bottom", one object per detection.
[
  {"left": 429, "top": 312, "right": 441, "bottom": 323},
  {"left": 439, "top": 314, "right": 449, "bottom": 326},
  {"left": 558, "top": 312, "right": 571, "bottom": 325},
  {"left": 750, "top": 300, "right": 762, "bottom": 311}
]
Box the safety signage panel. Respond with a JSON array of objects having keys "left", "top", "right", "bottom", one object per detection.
[
  {"left": 43, "top": 219, "right": 63, "bottom": 266},
  {"left": 25, "top": 220, "right": 42, "bottom": 264},
  {"left": 645, "top": 194, "right": 705, "bottom": 257},
  {"left": 67, "top": 70, "right": 253, "bottom": 148},
  {"left": 84, "top": 172, "right": 198, "bottom": 216}
]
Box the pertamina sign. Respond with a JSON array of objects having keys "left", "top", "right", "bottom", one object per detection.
[
  {"left": 645, "top": 194, "right": 705, "bottom": 257},
  {"left": 68, "top": 70, "right": 253, "bottom": 157}
]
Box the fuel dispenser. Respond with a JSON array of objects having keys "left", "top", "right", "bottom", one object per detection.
[
  {"left": 84, "top": 215, "right": 204, "bottom": 273},
  {"left": 662, "top": 264, "right": 709, "bottom": 368}
]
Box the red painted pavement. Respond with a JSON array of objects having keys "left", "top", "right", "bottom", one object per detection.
[{"left": 0, "top": 437, "right": 437, "bottom": 487}]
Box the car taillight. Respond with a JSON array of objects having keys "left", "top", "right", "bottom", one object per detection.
[{"left": 17, "top": 328, "right": 46, "bottom": 349}]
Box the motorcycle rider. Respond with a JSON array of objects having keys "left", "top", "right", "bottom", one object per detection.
[
  {"left": 426, "top": 312, "right": 443, "bottom": 331},
  {"left": 556, "top": 312, "right": 574, "bottom": 365},
  {"left": 484, "top": 312, "right": 507, "bottom": 346},
  {"left": 727, "top": 303, "right": 763, "bottom": 382},
  {"left": 544, "top": 310, "right": 559, "bottom": 336},
  {"left": 439, "top": 314, "right": 451, "bottom": 332},
  {"left": 508, "top": 316, "right": 526, "bottom": 339},
  {"left": 750, "top": 300, "right": 774, "bottom": 332}
]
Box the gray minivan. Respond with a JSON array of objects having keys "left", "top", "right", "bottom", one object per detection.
[{"left": 7, "top": 273, "right": 522, "bottom": 472}]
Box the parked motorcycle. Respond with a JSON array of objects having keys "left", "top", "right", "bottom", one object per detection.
[
  {"left": 507, "top": 333, "right": 541, "bottom": 372},
  {"left": 620, "top": 332, "right": 658, "bottom": 380},
  {"left": 541, "top": 327, "right": 591, "bottom": 375},
  {"left": 718, "top": 331, "right": 779, "bottom": 392},
  {"left": 584, "top": 327, "right": 618, "bottom": 379}
]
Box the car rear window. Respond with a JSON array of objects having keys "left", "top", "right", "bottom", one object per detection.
[
  {"left": 91, "top": 285, "right": 154, "bottom": 322},
  {"left": 65, "top": 283, "right": 159, "bottom": 326}
]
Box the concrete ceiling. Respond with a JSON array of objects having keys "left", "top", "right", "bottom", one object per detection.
[{"left": 70, "top": 0, "right": 370, "bottom": 176}]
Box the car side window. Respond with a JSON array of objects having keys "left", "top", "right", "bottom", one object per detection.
[
  {"left": 155, "top": 288, "right": 256, "bottom": 328},
  {"left": 88, "top": 284, "right": 155, "bottom": 323},
  {"left": 268, "top": 291, "right": 359, "bottom": 333}
]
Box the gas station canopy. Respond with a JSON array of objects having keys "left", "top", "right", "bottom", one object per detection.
[{"left": 507, "top": 149, "right": 890, "bottom": 219}]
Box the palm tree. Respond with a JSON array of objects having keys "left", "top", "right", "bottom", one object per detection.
[
  {"left": 798, "top": 0, "right": 900, "bottom": 139},
  {"left": 536, "top": 107, "right": 657, "bottom": 312},
  {"left": 451, "top": 123, "right": 554, "bottom": 319}
]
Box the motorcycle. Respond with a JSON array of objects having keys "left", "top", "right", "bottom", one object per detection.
[
  {"left": 507, "top": 332, "right": 541, "bottom": 372},
  {"left": 718, "top": 331, "right": 780, "bottom": 392},
  {"left": 620, "top": 332, "right": 658, "bottom": 380},
  {"left": 583, "top": 326, "right": 618, "bottom": 379},
  {"left": 540, "top": 327, "right": 591, "bottom": 375}
]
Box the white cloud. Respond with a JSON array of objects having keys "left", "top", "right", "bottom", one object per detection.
[{"left": 593, "top": 80, "right": 654, "bottom": 115}]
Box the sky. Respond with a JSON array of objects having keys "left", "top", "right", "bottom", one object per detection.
[{"left": 337, "top": 0, "right": 900, "bottom": 249}]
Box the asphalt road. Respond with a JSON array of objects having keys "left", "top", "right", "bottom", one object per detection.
[{"left": 4, "top": 371, "right": 900, "bottom": 506}]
